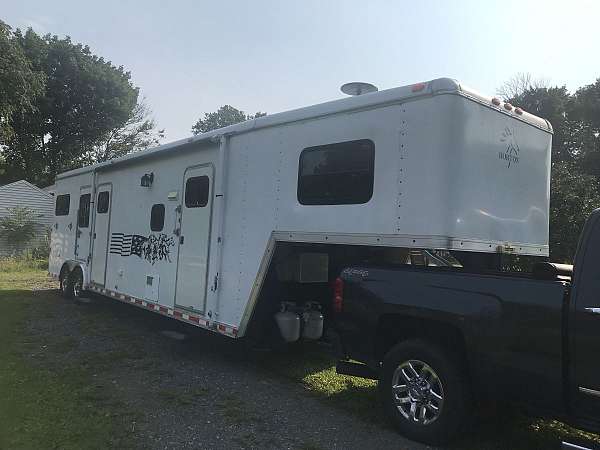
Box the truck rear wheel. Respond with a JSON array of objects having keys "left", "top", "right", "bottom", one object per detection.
[{"left": 380, "top": 339, "right": 470, "bottom": 445}]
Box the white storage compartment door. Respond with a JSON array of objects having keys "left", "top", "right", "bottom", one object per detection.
[{"left": 175, "top": 165, "right": 214, "bottom": 313}]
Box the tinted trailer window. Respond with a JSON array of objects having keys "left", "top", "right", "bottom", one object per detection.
[{"left": 298, "top": 139, "right": 375, "bottom": 205}]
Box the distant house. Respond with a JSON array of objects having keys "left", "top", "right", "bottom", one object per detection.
[{"left": 0, "top": 180, "right": 54, "bottom": 257}]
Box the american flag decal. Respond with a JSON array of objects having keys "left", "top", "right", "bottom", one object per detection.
[
  {"left": 109, "top": 232, "right": 175, "bottom": 264},
  {"left": 109, "top": 233, "right": 148, "bottom": 257}
]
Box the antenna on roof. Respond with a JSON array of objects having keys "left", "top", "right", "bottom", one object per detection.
[{"left": 340, "top": 82, "right": 378, "bottom": 96}]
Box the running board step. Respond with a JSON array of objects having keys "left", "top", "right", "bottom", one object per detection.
[{"left": 336, "top": 361, "right": 378, "bottom": 380}]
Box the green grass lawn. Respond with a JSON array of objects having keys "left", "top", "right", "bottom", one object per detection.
[{"left": 0, "top": 259, "right": 132, "bottom": 450}]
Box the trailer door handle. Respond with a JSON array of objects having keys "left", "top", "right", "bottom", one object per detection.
[
  {"left": 584, "top": 308, "right": 600, "bottom": 315},
  {"left": 180, "top": 236, "right": 184, "bottom": 244}
]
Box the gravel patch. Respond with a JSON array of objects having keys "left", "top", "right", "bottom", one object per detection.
[{"left": 25, "top": 288, "right": 430, "bottom": 450}]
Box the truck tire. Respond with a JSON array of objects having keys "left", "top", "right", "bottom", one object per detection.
[{"left": 380, "top": 339, "right": 470, "bottom": 445}]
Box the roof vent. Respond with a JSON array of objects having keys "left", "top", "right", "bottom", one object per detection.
[{"left": 340, "top": 82, "right": 378, "bottom": 96}]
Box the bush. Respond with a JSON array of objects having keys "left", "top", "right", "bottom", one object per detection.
[{"left": 0, "top": 207, "right": 42, "bottom": 256}]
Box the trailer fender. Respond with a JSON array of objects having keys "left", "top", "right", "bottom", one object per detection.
[{"left": 60, "top": 260, "right": 90, "bottom": 288}]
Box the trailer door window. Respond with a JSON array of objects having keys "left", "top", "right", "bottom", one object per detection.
[
  {"left": 55, "top": 194, "right": 70, "bottom": 216},
  {"left": 77, "top": 193, "right": 91, "bottom": 228},
  {"left": 97, "top": 191, "right": 110, "bottom": 214},
  {"left": 298, "top": 139, "right": 375, "bottom": 205},
  {"left": 185, "top": 176, "right": 210, "bottom": 208},
  {"left": 150, "top": 204, "right": 165, "bottom": 231}
]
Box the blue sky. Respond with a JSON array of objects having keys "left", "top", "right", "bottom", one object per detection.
[{"left": 3, "top": 0, "right": 599, "bottom": 141}]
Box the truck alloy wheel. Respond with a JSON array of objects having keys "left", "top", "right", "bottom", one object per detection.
[
  {"left": 392, "top": 359, "right": 444, "bottom": 425},
  {"left": 381, "top": 339, "right": 469, "bottom": 445}
]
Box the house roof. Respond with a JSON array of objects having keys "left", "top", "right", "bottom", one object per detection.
[{"left": 0, "top": 180, "right": 53, "bottom": 198}]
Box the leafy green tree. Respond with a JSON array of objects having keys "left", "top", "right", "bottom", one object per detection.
[
  {"left": 0, "top": 206, "right": 42, "bottom": 255},
  {"left": 0, "top": 21, "right": 44, "bottom": 143},
  {"left": 549, "top": 162, "right": 600, "bottom": 262},
  {"left": 0, "top": 24, "right": 161, "bottom": 186},
  {"left": 192, "top": 105, "right": 266, "bottom": 134},
  {"left": 500, "top": 74, "right": 600, "bottom": 262},
  {"left": 79, "top": 100, "right": 165, "bottom": 164}
]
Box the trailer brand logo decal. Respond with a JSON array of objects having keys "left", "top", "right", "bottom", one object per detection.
[
  {"left": 499, "top": 127, "right": 520, "bottom": 168},
  {"left": 110, "top": 232, "right": 175, "bottom": 264}
]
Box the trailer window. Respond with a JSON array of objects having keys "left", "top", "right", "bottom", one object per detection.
[
  {"left": 77, "top": 194, "right": 91, "bottom": 228},
  {"left": 298, "top": 139, "right": 375, "bottom": 205},
  {"left": 55, "top": 194, "right": 70, "bottom": 216},
  {"left": 185, "top": 176, "right": 209, "bottom": 208},
  {"left": 150, "top": 204, "right": 165, "bottom": 231},
  {"left": 97, "top": 191, "right": 110, "bottom": 214}
]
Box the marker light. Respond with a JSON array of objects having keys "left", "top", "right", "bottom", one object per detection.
[
  {"left": 504, "top": 103, "right": 513, "bottom": 111},
  {"left": 491, "top": 97, "right": 501, "bottom": 106},
  {"left": 514, "top": 107, "right": 523, "bottom": 115},
  {"left": 411, "top": 83, "right": 426, "bottom": 92}
]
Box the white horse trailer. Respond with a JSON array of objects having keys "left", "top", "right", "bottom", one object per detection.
[{"left": 49, "top": 78, "right": 552, "bottom": 340}]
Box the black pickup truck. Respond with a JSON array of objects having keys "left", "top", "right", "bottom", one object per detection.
[{"left": 332, "top": 209, "right": 600, "bottom": 445}]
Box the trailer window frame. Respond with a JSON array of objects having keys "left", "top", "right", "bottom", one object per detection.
[
  {"left": 97, "top": 191, "right": 110, "bottom": 214},
  {"left": 150, "top": 203, "right": 165, "bottom": 232},
  {"left": 184, "top": 176, "right": 210, "bottom": 208},
  {"left": 77, "top": 193, "right": 91, "bottom": 228},
  {"left": 55, "top": 194, "right": 71, "bottom": 216},
  {"left": 297, "top": 138, "right": 375, "bottom": 205}
]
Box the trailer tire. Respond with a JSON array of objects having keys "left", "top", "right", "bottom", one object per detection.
[
  {"left": 380, "top": 339, "right": 470, "bottom": 445},
  {"left": 59, "top": 266, "right": 72, "bottom": 299},
  {"left": 64, "top": 267, "right": 85, "bottom": 300}
]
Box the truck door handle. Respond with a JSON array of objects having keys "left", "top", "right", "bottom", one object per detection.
[
  {"left": 584, "top": 308, "right": 600, "bottom": 315},
  {"left": 180, "top": 236, "right": 184, "bottom": 244}
]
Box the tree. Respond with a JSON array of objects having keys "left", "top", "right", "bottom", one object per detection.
[
  {"left": 79, "top": 100, "right": 165, "bottom": 164},
  {"left": 0, "top": 21, "right": 44, "bottom": 143},
  {"left": 192, "top": 105, "right": 266, "bottom": 134},
  {"left": 0, "top": 24, "right": 161, "bottom": 187},
  {"left": 499, "top": 73, "right": 600, "bottom": 262},
  {"left": 0, "top": 206, "right": 41, "bottom": 255},
  {"left": 549, "top": 162, "right": 600, "bottom": 262},
  {"left": 496, "top": 72, "right": 548, "bottom": 101}
]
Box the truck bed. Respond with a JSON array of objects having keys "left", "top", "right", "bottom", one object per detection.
[{"left": 337, "top": 265, "right": 570, "bottom": 410}]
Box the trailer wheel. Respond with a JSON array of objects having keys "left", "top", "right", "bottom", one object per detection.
[
  {"left": 64, "top": 267, "right": 84, "bottom": 300},
  {"left": 59, "top": 266, "right": 72, "bottom": 298},
  {"left": 380, "top": 339, "right": 470, "bottom": 445}
]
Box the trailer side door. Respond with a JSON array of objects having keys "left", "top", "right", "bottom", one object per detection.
[
  {"left": 175, "top": 165, "right": 214, "bottom": 313},
  {"left": 91, "top": 184, "right": 112, "bottom": 285},
  {"left": 75, "top": 187, "right": 92, "bottom": 263}
]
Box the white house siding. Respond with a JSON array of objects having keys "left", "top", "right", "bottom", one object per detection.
[{"left": 0, "top": 180, "right": 54, "bottom": 257}]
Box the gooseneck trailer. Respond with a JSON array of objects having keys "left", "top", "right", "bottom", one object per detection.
[
  {"left": 50, "top": 77, "right": 552, "bottom": 337},
  {"left": 49, "top": 78, "right": 600, "bottom": 445}
]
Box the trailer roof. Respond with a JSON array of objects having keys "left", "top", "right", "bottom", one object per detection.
[{"left": 57, "top": 77, "right": 552, "bottom": 180}]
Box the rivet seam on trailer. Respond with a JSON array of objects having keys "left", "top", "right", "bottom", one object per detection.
[{"left": 87, "top": 283, "right": 238, "bottom": 337}]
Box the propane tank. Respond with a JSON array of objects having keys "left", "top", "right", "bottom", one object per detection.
[
  {"left": 274, "top": 302, "right": 300, "bottom": 342},
  {"left": 302, "top": 302, "right": 324, "bottom": 340}
]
